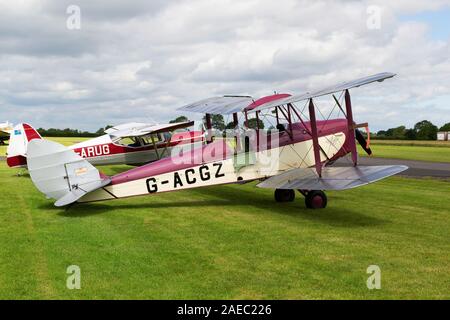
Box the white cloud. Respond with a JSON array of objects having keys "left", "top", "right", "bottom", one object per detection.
[{"left": 0, "top": 0, "right": 449, "bottom": 131}]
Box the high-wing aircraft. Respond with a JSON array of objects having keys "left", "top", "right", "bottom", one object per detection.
[
  {"left": 0, "top": 121, "right": 13, "bottom": 145},
  {"left": 25, "top": 73, "right": 407, "bottom": 209},
  {"left": 6, "top": 121, "right": 204, "bottom": 168}
]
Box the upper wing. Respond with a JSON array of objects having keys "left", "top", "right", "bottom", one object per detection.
[
  {"left": 105, "top": 122, "right": 149, "bottom": 134},
  {"left": 176, "top": 72, "right": 395, "bottom": 115},
  {"left": 257, "top": 165, "right": 407, "bottom": 191},
  {"left": 248, "top": 72, "right": 396, "bottom": 113},
  {"left": 177, "top": 96, "right": 253, "bottom": 115},
  {"left": 106, "top": 121, "right": 194, "bottom": 139}
]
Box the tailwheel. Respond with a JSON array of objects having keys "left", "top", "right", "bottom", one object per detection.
[
  {"left": 274, "top": 189, "right": 295, "bottom": 202},
  {"left": 304, "top": 190, "right": 327, "bottom": 209}
]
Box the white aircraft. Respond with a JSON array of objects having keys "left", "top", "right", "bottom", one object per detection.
[{"left": 7, "top": 122, "right": 204, "bottom": 168}]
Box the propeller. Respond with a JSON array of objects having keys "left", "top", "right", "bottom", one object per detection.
[
  {"left": 332, "top": 95, "right": 373, "bottom": 156},
  {"left": 355, "top": 129, "right": 372, "bottom": 155}
]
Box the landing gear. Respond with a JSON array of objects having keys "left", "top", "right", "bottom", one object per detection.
[
  {"left": 303, "top": 190, "right": 327, "bottom": 209},
  {"left": 274, "top": 189, "right": 295, "bottom": 202},
  {"left": 274, "top": 189, "right": 327, "bottom": 209}
]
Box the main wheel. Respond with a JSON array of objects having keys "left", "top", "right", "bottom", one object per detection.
[
  {"left": 274, "top": 189, "right": 295, "bottom": 202},
  {"left": 305, "top": 190, "right": 327, "bottom": 209}
]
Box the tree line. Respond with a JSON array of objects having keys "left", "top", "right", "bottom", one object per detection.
[
  {"left": 375, "top": 120, "right": 450, "bottom": 140},
  {"left": 37, "top": 118, "right": 449, "bottom": 141},
  {"left": 37, "top": 125, "right": 114, "bottom": 137},
  {"left": 169, "top": 115, "right": 264, "bottom": 130}
]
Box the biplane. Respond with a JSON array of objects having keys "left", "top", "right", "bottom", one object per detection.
[
  {"left": 6, "top": 121, "right": 204, "bottom": 168},
  {"left": 25, "top": 73, "right": 407, "bottom": 209},
  {"left": 0, "top": 121, "right": 13, "bottom": 145}
]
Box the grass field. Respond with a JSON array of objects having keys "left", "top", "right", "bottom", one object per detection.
[
  {"left": 370, "top": 140, "right": 450, "bottom": 147},
  {"left": 359, "top": 144, "right": 450, "bottom": 163},
  {"left": 358, "top": 140, "right": 450, "bottom": 163},
  {"left": 0, "top": 159, "right": 449, "bottom": 299}
]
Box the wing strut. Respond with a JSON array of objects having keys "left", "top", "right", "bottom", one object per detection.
[
  {"left": 205, "top": 113, "right": 212, "bottom": 143},
  {"left": 344, "top": 89, "right": 358, "bottom": 166},
  {"left": 150, "top": 135, "right": 160, "bottom": 159},
  {"left": 308, "top": 99, "right": 322, "bottom": 177}
]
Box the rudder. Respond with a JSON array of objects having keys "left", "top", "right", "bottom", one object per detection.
[
  {"left": 6, "top": 123, "right": 42, "bottom": 168},
  {"left": 27, "top": 139, "right": 110, "bottom": 206}
]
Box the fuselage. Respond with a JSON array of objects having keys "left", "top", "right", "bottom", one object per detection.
[
  {"left": 7, "top": 130, "right": 204, "bottom": 168},
  {"left": 69, "top": 130, "right": 204, "bottom": 166},
  {"left": 79, "top": 119, "right": 352, "bottom": 203}
]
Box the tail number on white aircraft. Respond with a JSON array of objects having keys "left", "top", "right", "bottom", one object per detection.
[
  {"left": 146, "top": 163, "right": 225, "bottom": 194},
  {"left": 76, "top": 145, "right": 111, "bottom": 158}
]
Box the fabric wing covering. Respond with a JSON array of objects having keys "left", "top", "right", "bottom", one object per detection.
[
  {"left": 248, "top": 72, "right": 396, "bottom": 113},
  {"left": 257, "top": 165, "right": 408, "bottom": 191},
  {"left": 177, "top": 96, "right": 254, "bottom": 115}
]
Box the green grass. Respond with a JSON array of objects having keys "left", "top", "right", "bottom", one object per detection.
[
  {"left": 0, "top": 161, "right": 449, "bottom": 299},
  {"left": 45, "top": 136, "right": 91, "bottom": 146},
  {"left": 359, "top": 143, "right": 450, "bottom": 163},
  {"left": 370, "top": 140, "right": 450, "bottom": 147}
]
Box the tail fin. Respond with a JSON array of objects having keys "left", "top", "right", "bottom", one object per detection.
[
  {"left": 27, "top": 139, "right": 110, "bottom": 206},
  {"left": 6, "top": 123, "right": 42, "bottom": 168}
]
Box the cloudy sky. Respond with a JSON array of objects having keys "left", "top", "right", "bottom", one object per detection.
[{"left": 1, "top": 0, "right": 449, "bottom": 131}]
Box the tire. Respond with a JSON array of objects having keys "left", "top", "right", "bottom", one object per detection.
[
  {"left": 305, "top": 190, "right": 327, "bottom": 209},
  {"left": 274, "top": 189, "right": 295, "bottom": 202}
]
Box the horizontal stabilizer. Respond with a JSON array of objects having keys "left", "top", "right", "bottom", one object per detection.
[
  {"left": 54, "top": 176, "right": 111, "bottom": 207},
  {"left": 257, "top": 165, "right": 408, "bottom": 191},
  {"left": 27, "top": 139, "right": 111, "bottom": 206}
]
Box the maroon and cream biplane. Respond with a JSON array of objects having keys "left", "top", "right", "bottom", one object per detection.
[{"left": 25, "top": 73, "right": 407, "bottom": 209}]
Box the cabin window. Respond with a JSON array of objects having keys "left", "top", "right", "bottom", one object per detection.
[
  {"left": 141, "top": 133, "right": 164, "bottom": 146},
  {"left": 115, "top": 137, "right": 142, "bottom": 148}
]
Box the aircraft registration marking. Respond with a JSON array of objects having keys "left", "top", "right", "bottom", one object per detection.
[
  {"left": 145, "top": 162, "right": 225, "bottom": 194},
  {"left": 75, "top": 144, "right": 111, "bottom": 158}
]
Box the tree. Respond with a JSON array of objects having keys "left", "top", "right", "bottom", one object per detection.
[
  {"left": 225, "top": 121, "right": 236, "bottom": 129},
  {"left": 96, "top": 125, "right": 113, "bottom": 135},
  {"left": 376, "top": 130, "right": 387, "bottom": 137},
  {"left": 404, "top": 128, "right": 416, "bottom": 140},
  {"left": 385, "top": 126, "right": 406, "bottom": 139},
  {"left": 169, "top": 116, "right": 189, "bottom": 124},
  {"left": 246, "top": 118, "right": 265, "bottom": 129},
  {"left": 203, "top": 114, "right": 225, "bottom": 130},
  {"left": 414, "top": 120, "right": 438, "bottom": 140},
  {"left": 439, "top": 122, "right": 450, "bottom": 132}
]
